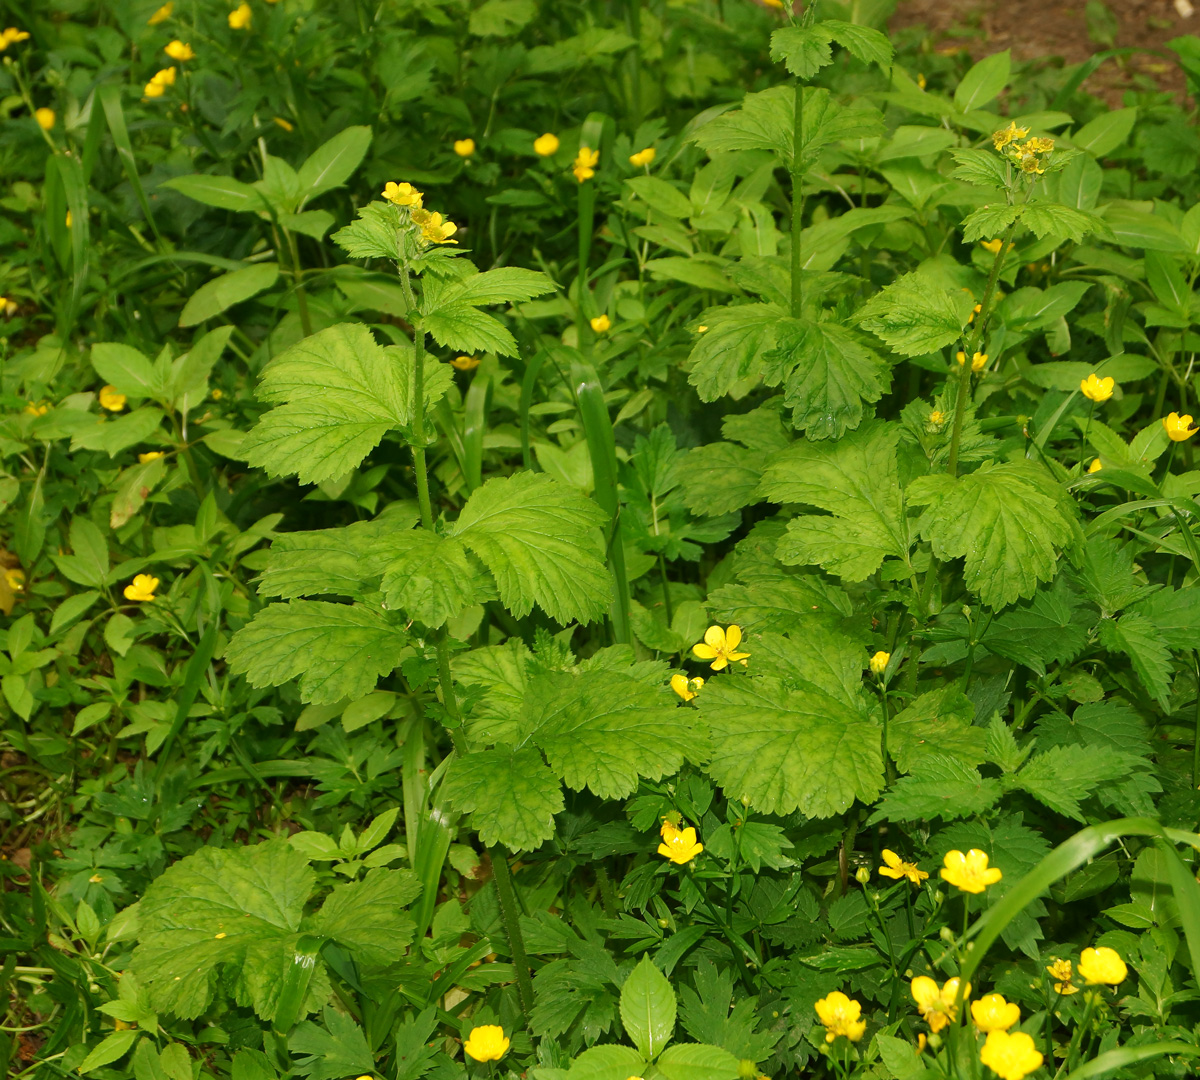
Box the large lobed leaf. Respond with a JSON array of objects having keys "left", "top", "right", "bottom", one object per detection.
[{"left": 441, "top": 748, "right": 565, "bottom": 851}]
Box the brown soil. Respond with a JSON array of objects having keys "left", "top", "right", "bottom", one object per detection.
[{"left": 889, "top": 0, "right": 1197, "bottom": 104}]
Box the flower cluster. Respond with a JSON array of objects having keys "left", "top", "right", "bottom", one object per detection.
[
  {"left": 658, "top": 818, "right": 703, "bottom": 864},
  {"left": 380, "top": 181, "right": 458, "bottom": 245},
  {"left": 992, "top": 121, "right": 1055, "bottom": 175}
]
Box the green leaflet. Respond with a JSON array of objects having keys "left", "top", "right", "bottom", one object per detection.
[
  {"left": 306, "top": 868, "right": 420, "bottom": 970},
  {"left": 291, "top": 1007, "right": 376, "bottom": 1080},
  {"left": 747, "top": 628, "right": 869, "bottom": 715},
  {"left": 380, "top": 531, "right": 489, "bottom": 628},
  {"left": 868, "top": 755, "right": 1001, "bottom": 824},
  {"left": 887, "top": 685, "right": 988, "bottom": 773},
  {"left": 419, "top": 266, "right": 553, "bottom": 357},
  {"left": 769, "top": 21, "right": 892, "bottom": 80},
  {"left": 442, "top": 747, "right": 565, "bottom": 852},
  {"left": 685, "top": 303, "right": 782, "bottom": 402},
  {"left": 241, "top": 323, "right": 453, "bottom": 485},
  {"left": 853, "top": 270, "right": 974, "bottom": 356}
]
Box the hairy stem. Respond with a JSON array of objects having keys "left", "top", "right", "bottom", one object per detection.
[
  {"left": 790, "top": 78, "right": 805, "bottom": 318},
  {"left": 490, "top": 845, "right": 536, "bottom": 1020}
]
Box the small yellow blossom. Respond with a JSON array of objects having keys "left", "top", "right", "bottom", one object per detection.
[
  {"left": 1018, "top": 153, "right": 1045, "bottom": 176},
  {"left": 992, "top": 121, "right": 1030, "bottom": 151},
  {"left": 454, "top": 138, "right": 476, "bottom": 157},
  {"left": 979, "top": 1030, "right": 1043, "bottom": 1080},
  {"left": 590, "top": 314, "right": 611, "bottom": 333},
  {"left": 697, "top": 325, "right": 708, "bottom": 333},
  {"left": 869, "top": 650, "right": 890, "bottom": 676},
  {"left": 1164, "top": 412, "right": 1198, "bottom": 442},
  {"left": 0, "top": 27, "right": 31, "bottom": 49},
  {"left": 147, "top": 2, "right": 173, "bottom": 24},
  {"left": 89, "top": 873, "right": 104, "bottom": 883},
  {"left": 463, "top": 1025, "right": 509, "bottom": 1063},
  {"left": 124, "top": 574, "right": 159, "bottom": 602},
  {"left": 971, "top": 352, "right": 988, "bottom": 372},
  {"left": 980, "top": 238, "right": 1004, "bottom": 254},
  {"left": 1077, "top": 946, "right": 1127, "bottom": 985},
  {"left": 956, "top": 350, "right": 967, "bottom": 365},
  {"left": 24, "top": 401, "right": 49, "bottom": 417},
  {"left": 929, "top": 409, "right": 946, "bottom": 427},
  {"left": 814, "top": 991, "right": 867, "bottom": 1044},
  {"left": 670, "top": 673, "right": 704, "bottom": 701},
  {"left": 1088, "top": 458, "right": 1103, "bottom": 474},
  {"left": 658, "top": 824, "right": 703, "bottom": 864},
  {"left": 382, "top": 181, "right": 422, "bottom": 208},
  {"left": 534, "top": 132, "right": 560, "bottom": 156},
  {"left": 99, "top": 385, "right": 127, "bottom": 412},
  {"left": 761, "top": 0, "right": 785, "bottom": 9},
  {"left": 212, "top": 388, "right": 224, "bottom": 400},
  {"left": 273, "top": 117, "right": 294, "bottom": 131},
  {"left": 65, "top": 210, "right": 73, "bottom": 228},
  {"left": 5, "top": 569, "right": 26, "bottom": 593},
  {"left": 228, "top": 3, "right": 252, "bottom": 30},
  {"left": 692, "top": 624, "right": 749, "bottom": 670},
  {"left": 1026, "top": 136, "right": 1055, "bottom": 154},
  {"left": 1080, "top": 373, "right": 1114, "bottom": 402},
  {"left": 451, "top": 355, "right": 480, "bottom": 371},
  {"left": 35, "top": 108, "right": 55, "bottom": 131},
  {"left": 1046, "top": 958, "right": 1078, "bottom": 995},
  {"left": 911, "top": 976, "right": 968, "bottom": 1033},
  {"left": 629, "top": 147, "right": 657, "bottom": 167},
  {"left": 416, "top": 211, "right": 458, "bottom": 245},
  {"left": 971, "top": 994, "right": 1020, "bottom": 1033},
  {"left": 878, "top": 849, "right": 928, "bottom": 885},
  {"left": 917, "top": 72, "right": 926, "bottom": 89},
  {"left": 144, "top": 66, "right": 177, "bottom": 99},
  {"left": 164, "top": 40, "right": 195, "bottom": 61},
  {"left": 917, "top": 1034, "right": 927, "bottom": 1054},
  {"left": 969, "top": 302, "right": 982, "bottom": 323},
  {"left": 138, "top": 452, "right": 166, "bottom": 464},
  {"left": 215, "top": 932, "right": 226, "bottom": 939},
  {"left": 573, "top": 146, "right": 599, "bottom": 182},
  {"left": 940, "top": 849, "right": 1002, "bottom": 893}
]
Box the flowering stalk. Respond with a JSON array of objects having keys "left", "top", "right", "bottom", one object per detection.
[
  {"left": 790, "top": 77, "right": 805, "bottom": 318},
  {"left": 490, "top": 847, "right": 536, "bottom": 1021}
]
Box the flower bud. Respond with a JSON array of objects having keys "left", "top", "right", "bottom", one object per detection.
[{"left": 854, "top": 867, "right": 871, "bottom": 885}]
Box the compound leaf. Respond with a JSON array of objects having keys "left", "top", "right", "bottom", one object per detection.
[{"left": 441, "top": 747, "right": 565, "bottom": 852}]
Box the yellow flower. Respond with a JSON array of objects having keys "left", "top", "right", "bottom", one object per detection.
[
  {"left": 144, "top": 80, "right": 167, "bottom": 99},
  {"left": 878, "top": 849, "right": 928, "bottom": 885},
  {"left": 1088, "top": 458, "right": 1102, "bottom": 474},
  {"left": 228, "top": 3, "right": 252, "bottom": 29},
  {"left": 980, "top": 238, "right": 1004, "bottom": 254},
  {"left": 692, "top": 624, "right": 749, "bottom": 670},
  {"left": 929, "top": 409, "right": 946, "bottom": 427},
  {"left": 147, "top": 2, "right": 173, "bottom": 24},
  {"left": 164, "top": 40, "right": 195, "bottom": 61},
  {"left": 658, "top": 825, "right": 703, "bottom": 864},
  {"left": 124, "top": 574, "right": 159, "bottom": 602},
  {"left": 869, "top": 650, "right": 890, "bottom": 676},
  {"left": 5, "top": 568, "right": 26, "bottom": 592},
  {"left": 971, "top": 352, "right": 988, "bottom": 373},
  {"left": 697, "top": 325, "right": 708, "bottom": 333},
  {"left": 1080, "top": 373, "right": 1114, "bottom": 402},
  {"left": 761, "top": 0, "right": 785, "bottom": 8},
  {"left": 463, "top": 1025, "right": 509, "bottom": 1063},
  {"left": 35, "top": 108, "right": 56, "bottom": 131},
  {"left": 1077, "top": 946, "right": 1127, "bottom": 986},
  {"left": 417, "top": 211, "right": 458, "bottom": 245},
  {"left": 940, "top": 849, "right": 1002, "bottom": 893},
  {"left": 956, "top": 350, "right": 967, "bottom": 365},
  {"left": 138, "top": 451, "right": 166, "bottom": 464},
  {"left": 971, "top": 994, "right": 1020, "bottom": 1033},
  {"left": 382, "top": 181, "right": 423, "bottom": 208},
  {"left": 1025, "top": 136, "right": 1055, "bottom": 154},
  {"left": 451, "top": 355, "right": 480, "bottom": 371},
  {"left": 211, "top": 388, "right": 224, "bottom": 400},
  {"left": 24, "top": 401, "right": 49, "bottom": 416},
  {"left": 814, "top": 991, "right": 867, "bottom": 1044},
  {"left": 979, "top": 1030, "right": 1043, "bottom": 1080},
  {"left": 629, "top": 147, "right": 656, "bottom": 167},
  {"left": 0, "top": 27, "right": 32, "bottom": 49},
  {"left": 454, "top": 138, "right": 476, "bottom": 157},
  {"left": 992, "top": 121, "right": 1030, "bottom": 151},
  {"left": 590, "top": 314, "right": 611, "bottom": 333},
  {"left": 65, "top": 210, "right": 73, "bottom": 228},
  {"left": 98, "top": 385, "right": 127, "bottom": 412},
  {"left": 273, "top": 117, "right": 294, "bottom": 131},
  {"left": 573, "top": 146, "right": 600, "bottom": 182},
  {"left": 1164, "top": 412, "right": 1198, "bottom": 441},
  {"left": 144, "top": 66, "right": 177, "bottom": 99},
  {"left": 911, "top": 976, "right": 968, "bottom": 1033},
  {"left": 1046, "top": 959, "right": 1078, "bottom": 995},
  {"left": 670, "top": 673, "right": 704, "bottom": 701},
  {"left": 1018, "top": 153, "right": 1044, "bottom": 176},
  {"left": 917, "top": 72, "right": 927, "bottom": 89},
  {"left": 534, "top": 132, "right": 560, "bottom": 156}
]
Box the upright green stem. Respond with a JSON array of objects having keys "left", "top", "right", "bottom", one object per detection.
[
  {"left": 1193, "top": 651, "right": 1200, "bottom": 790},
  {"left": 284, "top": 228, "right": 314, "bottom": 338},
  {"left": 490, "top": 845, "right": 536, "bottom": 1021},
  {"left": 399, "top": 267, "right": 434, "bottom": 529},
  {"left": 790, "top": 78, "right": 806, "bottom": 318}
]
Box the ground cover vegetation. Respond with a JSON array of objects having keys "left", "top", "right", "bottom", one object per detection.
[{"left": 4, "top": 1, "right": 1200, "bottom": 1078}]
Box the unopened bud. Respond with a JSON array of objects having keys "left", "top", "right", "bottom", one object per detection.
[
  {"left": 854, "top": 867, "right": 871, "bottom": 885},
  {"left": 939, "top": 926, "right": 956, "bottom": 943},
  {"left": 738, "top": 1060, "right": 757, "bottom": 1080}
]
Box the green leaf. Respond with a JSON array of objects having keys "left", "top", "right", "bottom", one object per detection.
[
  {"left": 278, "top": 210, "right": 335, "bottom": 241},
  {"left": 297, "top": 126, "right": 372, "bottom": 205},
  {"left": 441, "top": 748, "right": 565, "bottom": 852},
  {"left": 699, "top": 675, "right": 883, "bottom": 818},
  {"left": 656, "top": 1043, "right": 741, "bottom": 1080},
  {"left": 824, "top": 21, "right": 893, "bottom": 70},
  {"left": 868, "top": 755, "right": 1000, "bottom": 824},
  {"left": 91, "top": 342, "right": 159, "bottom": 397},
  {"left": 1010, "top": 745, "right": 1133, "bottom": 820},
  {"left": 1132, "top": 586, "right": 1200, "bottom": 649},
  {"left": 241, "top": 323, "right": 452, "bottom": 485},
  {"left": 888, "top": 685, "right": 988, "bottom": 773},
  {"left": 333, "top": 202, "right": 405, "bottom": 261},
  {"left": 748, "top": 627, "right": 868, "bottom": 714},
  {"left": 568, "top": 1046, "right": 648, "bottom": 1080},
  {"left": 308, "top": 868, "right": 419, "bottom": 969},
  {"left": 686, "top": 303, "right": 783, "bottom": 402},
  {"left": 80, "top": 1030, "right": 140, "bottom": 1075},
  {"left": 71, "top": 407, "right": 165, "bottom": 456},
  {"left": 759, "top": 421, "right": 909, "bottom": 581},
  {"left": 291, "top": 1007, "right": 375, "bottom": 1080},
  {"left": 950, "top": 148, "right": 1010, "bottom": 189},
  {"left": 907, "top": 461, "right": 1079, "bottom": 609},
  {"left": 953, "top": 50, "right": 1010, "bottom": 112},
  {"left": 224, "top": 600, "right": 408, "bottom": 705},
  {"left": 452, "top": 471, "right": 611, "bottom": 623},
  {"left": 130, "top": 840, "right": 315, "bottom": 1020},
  {"left": 1021, "top": 203, "right": 1106, "bottom": 243},
  {"left": 960, "top": 204, "right": 1024, "bottom": 243},
  {"left": 525, "top": 668, "right": 683, "bottom": 798},
  {"left": 179, "top": 264, "right": 280, "bottom": 327},
  {"left": 679, "top": 443, "right": 764, "bottom": 517},
  {"left": 620, "top": 957, "right": 677, "bottom": 1060},
  {"left": 693, "top": 87, "right": 794, "bottom": 158},
  {"left": 982, "top": 577, "right": 1090, "bottom": 674},
  {"left": 1098, "top": 611, "right": 1173, "bottom": 709},
  {"left": 419, "top": 268, "right": 553, "bottom": 357},
  {"left": 469, "top": 0, "right": 537, "bottom": 36},
  {"left": 162, "top": 174, "right": 262, "bottom": 213},
  {"left": 380, "top": 531, "right": 484, "bottom": 628},
  {"left": 1072, "top": 108, "right": 1138, "bottom": 157},
  {"left": 853, "top": 271, "right": 973, "bottom": 356},
  {"left": 769, "top": 25, "right": 833, "bottom": 79},
  {"left": 170, "top": 325, "right": 234, "bottom": 407},
  {"left": 625, "top": 176, "right": 693, "bottom": 220}
]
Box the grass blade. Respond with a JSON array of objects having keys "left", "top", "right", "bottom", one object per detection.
[{"left": 1062, "top": 1042, "right": 1200, "bottom": 1080}]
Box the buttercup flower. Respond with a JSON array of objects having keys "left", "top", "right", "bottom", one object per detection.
[
  {"left": 971, "top": 352, "right": 988, "bottom": 372},
  {"left": 1163, "top": 412, "right": 1197, "bottom": 441},
  {"left": 228, "top": 3, "right": 252, "bottom": 30},
  {"left": 35, "top": 108, "right": 55, "bottom": 131},
  {"left": 24, "top": 401, "right": 49, "bottom": 417},
  {"left": 979, "top": 1030, "right": 1043, "bottom": 1080},
  {"left": 692, "top": 624, "right": 749, "bottom": 670},
  {"left": 147, "top": 2, "right": 173, "bottom": 24},
  {"left": 164, "top": 40, "right": 195, "bottom": 60},
  {"left": 454, "top": 138, "right": 476, "bottom": 157},
  {"left": 968, "top": 303, "right": 982, "bottom": 323},
  {"left": 1088, "top": 458, "right": 1103, "bottom": 474},
  {"left": 1081, "top": 373, "right": 1114, "bottom": 402},
  {"left": 869, "top": 650, "right": 890, "bottom": 676},
  {"left": 274, "top": 117, "right": 293, "bottom": 131},
  {"left": 144, "top": 66, "right": 177, "bottom": 98},
  {"left": 590, "top": 314, "right": 611, "bottom": 333},
  {"left": 956, "top": 351, "right": 966, "bottom": 365},
  {"left": 573, "top": 146, "right": 599, "bottom": 182},
  {"left": 940, "top": 849, "right": 1002, "bottom": 893},
  {"left": 0, "top": 27, "right": 31, "bottom": 49},
  {"left": 629, "top": 147, "right": 656, "bottom": 167},
  {"left": 139, "top": 452, "right": 166, "bottom": 464},
  {"left": 971, "top": 994, "right": 1020, "bottom": 1032},
  {"left": 414, "top": 210, "right": 458, "bottom": 245},
  {"left": 5, "top": 568, "right": 25, "bottom": 592},
  {"left": 980, "top": 238, "right": 1003, "bottom": 254},
  {"left": 463, "top": 1025, "right": 509, "bottom": 1062},
  {"left": 1026, "top": 136, "right": 1055, "bottom": 154},
  {"left": 382, "top": 181, "right": 423, "bottom": 208},
  {"left": 670, "top": 673, "right": 704, "bottom": 701},
  {"left": 534, "top": 132, "right": 560, "bottom": 156},
  {"left": 99, "top": 385, "right": 127, "bottom": 412},
  {"left": 992, "top": 121, "right": 1030, "bottom": 151},
  {"left": 451, "top": 356, "right": 480, "bottom": 371},
  {"left": 878, "top": 849, "right": 928, "bottom": 885},
  {"left": 1046, "top": 958, "right": 1078, "bottom": 995},
  {"left": 1077, "top": 946, "right": 1127, "bottom": 985},
  {"left": 658, "top": 824, "right": 703, "bottom": 864},
  {"left": 814, "top": 991, "right": 866, "bottom": 1043},
  {"left": 124, "top": 574, "right": 159, "bottom": 602},
  {"left": 912, "top": 976, "right": 969, "bottom": 1033}
]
